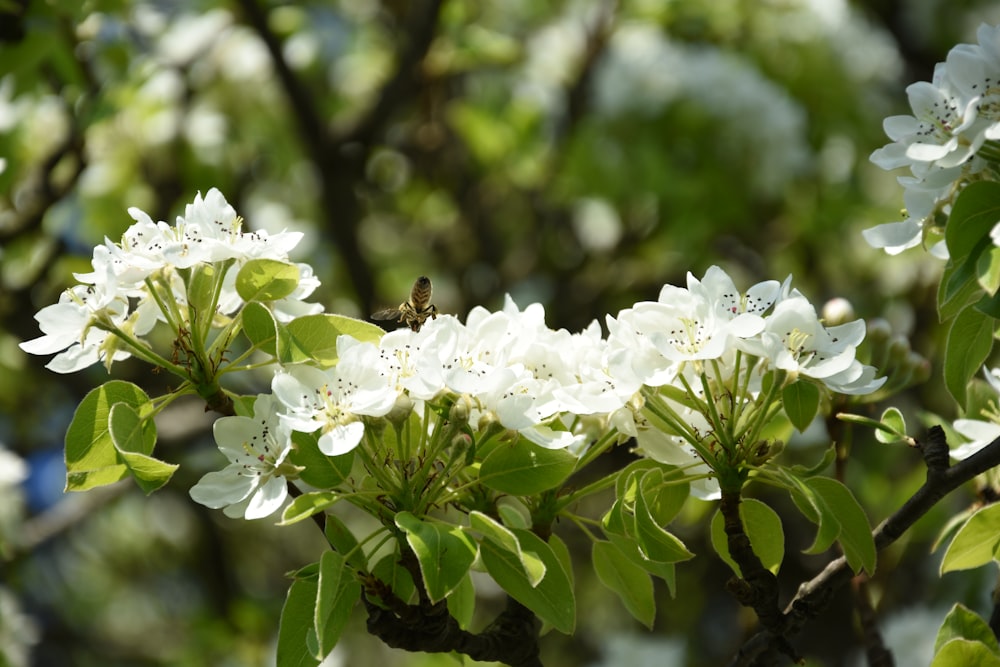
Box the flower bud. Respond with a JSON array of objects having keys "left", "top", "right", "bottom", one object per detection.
[
  {"left": 384, "top": 393, "right": 414, "bottom": 426},
  {"left": 822, "top": 297, "right": 855, "bottom": 326},
  {"left": 449, "top": 394, "right": 473, "bottom": 428}
]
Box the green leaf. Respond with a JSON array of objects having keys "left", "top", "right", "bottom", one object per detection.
[
  {"left": 935, "top": 604, "right": 1000, "bottom": 656},
  {"left": 65, "top": 381, "right": 153, "bottom": 492},
  {"left": 277, "top": 578, "right": 321, "bottom": 667},
  {"left": 940, "top": 260, "right": 987, "bottom": 322},
  {"left": 975, "top": 291, "right": 1000, "bottom": 319},
  {"left": 446, "top": 573, "right": 476, "bottom": 630},
  {"left": 395, "top": 512, "right": 477, "bottom": 602},
  {"left": 480, "top": 528, "right": 575, "bottom": 634},
  {"left": 931, "top": 639, "right": 1000, "bottom": 667},
  {"left": 874, "top": 407, "right": 909, "bottom": 444},
  {"left": 945, "top": 181, "right": 1000, "bottom": 262},
  {"left": 314, "top": 551, "right": 361, "bottom": 658},
  {"left": 279, "top": 491, "right": 341, "bottom": 526},
  {"left": 108, "top": 402, "right": 155, "bottom": 455},
  {"left": 548, "top": 533, "right": 574, "bottom": 590},
  {"left": 289, "top": 431, "right": 354, "bottom": 489},
  {"left": 469, "top": 511, "right": 546, "bottom": 586},
  {"left": 280, "top": 314, "right": 385, "bottom": 366},
  {"left": 371, "top": 550, "right": 417, "bottom": 604},
  {"left": 496, "top": 498, "right": 531, "bottom": 530},
  {"left": 592, "top": 540, "right": 655, "bottom": 629},
  {"left": 601, "top": 497, "right": 679, "bottom": 587},
  {"left": 636, "top": 468, "right": 690, "bottom": 527},
  {"left": 782, "top": 381, "right": 820, "bottom": 432},
  {"left": 186, "top": 262, "right": 221, "bottom": 313},
  {"left": 324, "top": 515, "right": 367, "bottom": 571},
  {"left": 787, "top": 444, "right": 836, "bottom": 477},
  {"left": 804, "top": 477, "right": 876, "bottom": 574},
  {"left": 940, "top": 504, "right": 1000, "bottom": 574},
  {"left": 631, "top": 473, "right": 694, "bottom": 564},
  {"left": 944, "top": 306, "right": 995, "bottom": 408},
  {"left": 479, "top": 440, "right": 577, "bottom": 495},
  {"left": 109, "top": 403, "right": 177, "bottom": 494},
  {"left": 241, "top": 301, "right": 278, "bottom": 355},
  {"left": 236, "top": 259, "right": 300, "bottom": 303},
  {"left": 978, "top": 246, "right": 1000, "bottom": 295},
  {"left": 709, "top": 498, "right": 785, "bottom": 577}
]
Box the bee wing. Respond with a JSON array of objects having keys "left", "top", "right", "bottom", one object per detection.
[{"left": 371, "top": 307, "right": 402, "bottom": 321}]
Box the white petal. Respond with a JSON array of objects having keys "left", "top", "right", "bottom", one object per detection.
[
  {"left": 318, "top": 422, "right": 365, "bottom": 456},
  {"left": 520, "top": 426, "right": 585, "bottom": 450},
  {"left": 244, "top": 476, "right": 288, "bottom": 520},
  {"left": 189, "top": 469, "right": 254, "bottom": 508},
  {"left": 861, "top": 221, "right": 922, "bottom": 253}
]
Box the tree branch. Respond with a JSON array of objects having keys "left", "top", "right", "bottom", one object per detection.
[
  {"left": 363, "top": 591, "right": 542, "bottom": 667},
  {"left": 729, "top": 426, "right": 1000, "bottom": 666}
]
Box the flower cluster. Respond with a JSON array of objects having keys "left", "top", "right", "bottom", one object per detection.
[
  {"left": 18, "top": 188, "right": 320, "bottom": 373},
  {"left": 865, "top": 23, "right": 1000, "bottom": 255},
  {"left": 189, "top": 265, "right": 884, "bottom": 517},
  {"left": 16, "top": 190, "right": 886, "bottom": 519},
  {"left": 605, "top": 266, "right": 884, "bottom": 497}
]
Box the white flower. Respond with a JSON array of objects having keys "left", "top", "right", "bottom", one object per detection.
[
  {"left": 18, "top": 283, "right": 157, "bottom": 373},
  {"left": 866, "top": 23, "right": 1000, "bottom": 255},
  {"left": 272, "top": 337, "right": 398, "bottom": 456},
  {"left": 188, "top": 394, "right": 294, "bottom": 520},
  {"left": 746, "top": 295, "right": 885, "bottom": 395}
]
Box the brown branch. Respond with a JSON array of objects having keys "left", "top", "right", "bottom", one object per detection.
[
  {"left": 729, "top": 426, "right": 1000, "bottom": 666},
  {"left": 363, "top": 589, "right": 541, "bottom": 667},
  {"left": 719, "top": 488, "right": 800, "bottom": 663}
]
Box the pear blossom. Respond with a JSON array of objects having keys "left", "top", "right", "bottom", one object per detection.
[
  {"left": 20, "top": 189, "right": 323, "bottom": 373},
  {"left": 18, "top": 283, "right": 157, "bottom": 373},
  {"left": 866, "top": 23, "right": 1000, "bottom": 255},
  {"left": 189, "top": 394, "right": 295, "bottom": 519},
  {"left": 745, "top": 295, "right": 886, "bottom": 395},
  {"left": 272, "top": 336, "right": 398, "bottom": 456}
]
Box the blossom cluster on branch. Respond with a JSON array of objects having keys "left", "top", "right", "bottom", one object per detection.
[{"left": 865, "top": 23, "right": 1000, "bottom": 255}]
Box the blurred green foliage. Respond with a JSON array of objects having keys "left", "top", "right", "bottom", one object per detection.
[{"left": 4, "top": 1, "right": 1000, "bottom": 665}]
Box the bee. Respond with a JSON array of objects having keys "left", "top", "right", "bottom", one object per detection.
[{"left": 372, "top": 275, "right": 438, "bottom": 332}]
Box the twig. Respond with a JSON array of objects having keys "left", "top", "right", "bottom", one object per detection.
[{"left": 729, "top": 427, "right": 1000, "bottom": 665}]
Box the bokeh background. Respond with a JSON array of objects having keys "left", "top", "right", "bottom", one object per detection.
[{"left": 3, "top": 1, "right": 1000, "bottom": 665}]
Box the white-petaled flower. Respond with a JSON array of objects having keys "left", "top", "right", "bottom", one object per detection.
[
  {"left": 272, "top": 336, "right": 398, "bottom": 456},
  {"left": 746, "top": 295, "right": 885, "bottom": 395},
  {"left": 378, "top": 315, "right": 455, "bottom": 400},
  {"left": 18, "top": 283, "right": 157, "bottom": 373},
  {"left": 188, "top": 394, "right": 295, "bottom": 520},
  {"left": 605, "top": 266, "right": 768, "bottom": 390},
  {"left": 688, "top": 265, "right": 781, "bottom": 318},
  {"left": 866, "top": 23, "right": 1000, "bottom": 255}
]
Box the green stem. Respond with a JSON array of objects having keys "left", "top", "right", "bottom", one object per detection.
[
  {"left": 104, "top": 326, "right": 187, "bottom": 376},
  {"left": 574, "top": 427, "right": 621, "bottom": 471}
]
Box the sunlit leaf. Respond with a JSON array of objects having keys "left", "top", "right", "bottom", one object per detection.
[
  {"left": 236, "top": 259, "right": 300, "bottom": 303},
  {"left": 395, "top": 512, "right": 477, "bottom": 602},
  {"left": 940, "top": 504, "right": 1000, "bottom": 574}
]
